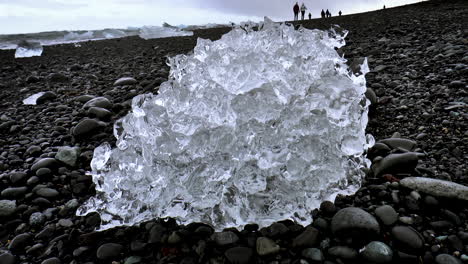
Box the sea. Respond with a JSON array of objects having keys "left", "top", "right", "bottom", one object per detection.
[{"left": 0, "top": 23, "right": 230, "bottom": 50}]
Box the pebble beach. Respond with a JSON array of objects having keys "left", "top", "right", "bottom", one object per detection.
[{"left": 0, "top": 0, "right": 467, "bottom": 263}]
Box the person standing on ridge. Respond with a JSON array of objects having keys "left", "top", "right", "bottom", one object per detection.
[
  {"left": 301, "top": 3, "right": 307, "bottom": 20},
  {"left": 308, "top": 12, "right": 312, "bottom": 20},
  {"left": 339, "top": 10, "right": 342, "bottom": 16},
  {"left": 293, "top": 2, "right": 300, "bottom": 21},
  {"left": 326, "top": 9, "right": 331, "bottom": 18},
  {"left": 321, "top": 9, "right": 325, "bottom": 19}
]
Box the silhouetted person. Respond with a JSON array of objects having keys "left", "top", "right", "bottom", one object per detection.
[
  {"left": 301, "top": 3, "right": 307, "bottom": 20},
  {"left": 326, "top": 9, "right": 331, "bottom": 18},
  {"left": 308, "top": 13, "right": 312, "bottom": 20},
  {"left": 383, "top": 5, "right": 386, "bottom": 9},
  {"left": 339, "top": 10, "right": 342, "bottom": 16},
  {"left": 321, "top": 9, "right": 325, "bottom": 18},
  {"left": 293, "top": 2, "right": 299, "bottom": 21}
]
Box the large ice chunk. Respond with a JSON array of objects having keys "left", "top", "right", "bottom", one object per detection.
[
  {"left": 77, "top": 19, "right": 372, "bottom": 230},
  {"left": 15, "top": 40, "right": 43, "bottom": 58}
]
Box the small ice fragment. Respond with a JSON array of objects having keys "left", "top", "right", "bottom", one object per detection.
[
  {"left": 15, "top": 40, "right": 43, "bottom": 58},
  {"left": 138, "top": 25, "right": 193, "bottom": 40},
  {"left": 23, "top": 92, "right": 46, "bottom": 105}
]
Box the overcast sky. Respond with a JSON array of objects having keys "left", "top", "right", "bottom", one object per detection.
[{"left": 1, "top": 0, "right": 425, "bottom": 34}]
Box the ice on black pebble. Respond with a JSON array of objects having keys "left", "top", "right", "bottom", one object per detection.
[
  {"left": 15, "top": 40, "right": 43, "bottom": 58},
  {"left": 78, "top": 18, "right": 373, "bottom": 231}
]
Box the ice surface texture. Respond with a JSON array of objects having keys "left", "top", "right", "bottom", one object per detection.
[
  {"left": 77, "top": 19, "right": 372, "bottom": 230},
  {"left": 15, "top": 40, "right": 43, "bottom": 58}
]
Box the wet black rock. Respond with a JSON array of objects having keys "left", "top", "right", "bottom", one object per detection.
[
  {"left": 9, "top": 172, "right": 28, "bottom": 184},
  {"left": 292, "top": 226, "right": 320, "bottom": 248},
  {"left": 47, "top": 72, "right": 69, "bottom": 83},
  {"left": 372, "top": 152, "right": 419, "bottom": 176},
  {"left": 31, "top": 158, "right": 59, "bottom": 172},
  {"left": 41, "top": 257, "right": 61, "bottom": 264},
  {"left": 0, "top": 200, "right": 16, "bottom": 216},
  {"left": 8, "top": 233, "right": 32, "bottom": 252},
  {"left": 435, "top": 254, "right": 462, "bottom": 264},
  {"left": 320, "top": 200, "right": 337, "bottom": 216},
  {"left": 256, "top": 237, "right": 280, "bottom": 256},
  {"left": 212, "top": 231, "right": 239, "bottom": 246},
  {"left": 83, "top": 96, "right": 113, "bottom": 110},
  {"left": 72, "top": 118, "right": 106, "bottom": 137},
  {"left": 391, "top": 226, "right": 424, "bottom": 253},
  {"left": 302, "top": 248, "right": 324, "bottom": 262},
  {"left": 224, "top": 246, "right": 253, "bottom": 264},
  {"left": 1, "top": 187, "right": 28, "bottom": 198},
  {"left": 331, "top": 207, "right": 380, "bottom": 239},
  {"left": 35, "top": 187, "right": 60, "bottom": 198},
  {"left": 360, "top": 241, "right": 393, "bottom": 263},
  {"left": 328, "top": 246, "right": 358, "bottom": 260},
  {"left": 96, "top": 243, "right": 123, "bottom": 260},
  {"left": 0, "top": 253, "right": 15, "bottom": 264},
  {"left": 375, "top": 205, "right": 398, "bottom": 226},
  {"left": 88, "top": 106, "right": 112, "bottom": 120},
  {"left": 114, "top": 77, "right": 137, "bottom": 86},
  {"left": 36, "top": 91, "right": 57, "bottom": 104}
]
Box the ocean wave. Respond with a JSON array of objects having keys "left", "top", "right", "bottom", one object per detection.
[{"left": 0, "top": 23, "right": 232, "bottom": 50}]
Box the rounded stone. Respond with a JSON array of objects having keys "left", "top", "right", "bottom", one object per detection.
[
  {"left": 1, "top": 187, "right": 28, "bottom": 198},
  {"left": 8, "top": 233, "right": 32, "bottom": 252},
  {"left": 36, "top": 188, "right": 60, "bottom": 198},
  {"left": 36, "top": 168, "right": 52, "bottom": 177},
  {"left": 83, "top": 97, "right": 113, "bottom": 110},
  {"left": 0, "top": 200, "right": 16, "bottom": 216},
  {"left": 256, "top": 237, "right": 280, "bottom": 256},
  {"left": 360, "top": 241, "right": 393, "bottom": 263},
  {"left": 48, "top": 73, "right": 69, "bottom": 83},
  {"left": 114, "top": 77, "right": 137, "bottom": 86},
  {"left": 435, "top": 254, "right": 462, "bottom": 264},
  {"left": 400, "top": 177, "right": 468, "bottom": 201},
  {"left": 302, "top": 248, "right": 324, "bottom": 262},
  {"left": 391, "top": 226, "right": 424, "bottom": 252},
  {"left": 292, "top": 226, "right": 320, "bottom": 248},
  {"left": 365, "top": 87, "right": 378, "bottom": 105},
  {"left": 72, "top": 119, "right": 106, "bottom": 137},
  {"left": 97, "top": 243, "right": 123, "bottom": 260},
  {"left": 9, "top": 172, "right": 28, "bottom": 184},
  {"left": 88, "top": 107, "right": 112, "bottom": 119},
  {"left": 41, "top": 257, "right": 61, "bottom": 264},
  {"left": 55, "top": 146, "right": 80, "bottom": 167},
  {"left": 31, "top": 158, "right": 59, "bottom": 172},
  {"left": 0, "top": 253, "right": 15, "bottom": 264},
  {"left": 320, "top": 200, "right": 337, "bottom": 215},
  {"left": 211, "top": 231, "right": 239, "bottom": 246},
  {"left": 36, "top": 91, "right": 57, "bottom": 104},
  {"left": 225, "top": 246, "right": 253, "bottom": 264},
  {"left": 372, "top": 153, "right": 419, "bottom": 176},
  {"left": 328, "top": 246, "right": 358, "bottom": 260},
  {"left": 375, "top": 205, "right": 398, "bottom": 226},
  {"left": 29, "top": 212, "right": 46, "bottom": 226},
  {"left": 75, "top": 95, "right": 95, "bottom": 104},
  {"left": 331, "top": 207, "right": 380, "bottom": 237}
]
